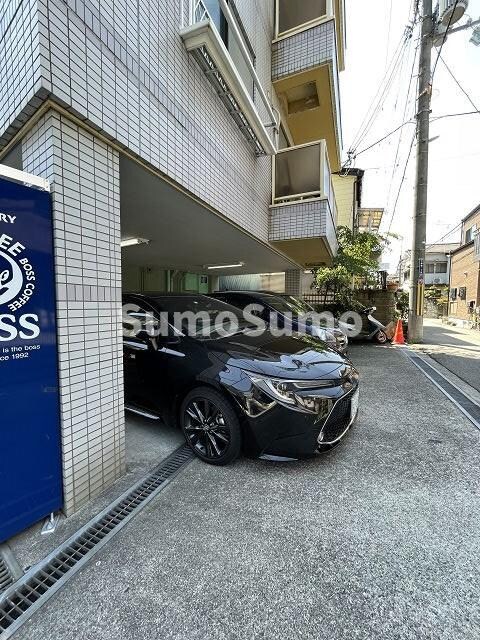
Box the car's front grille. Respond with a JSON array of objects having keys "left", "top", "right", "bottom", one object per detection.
[{"left": 320, "top": 395, "right": 352, "bottom": 444}]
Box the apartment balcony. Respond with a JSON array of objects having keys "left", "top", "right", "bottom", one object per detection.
[
  {"left": 180, "top": 0, "right": 277, "bottom": 156},
  {"left": 272, "top": 0, "right": 345, "bottom": 171},
  {"left": 269, "top": 140, "right": 338, "bottom": 267}
]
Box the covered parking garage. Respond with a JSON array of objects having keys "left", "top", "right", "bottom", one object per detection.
[{"left": 118, "top": 153, "right": 302, "bottom": 490}]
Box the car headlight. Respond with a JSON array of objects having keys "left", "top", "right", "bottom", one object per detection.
[{"left": 245, "top": 373, "right": 335, "bottom": 416}]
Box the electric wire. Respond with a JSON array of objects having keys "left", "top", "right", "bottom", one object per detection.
[
  {"left": 425, "top": 222, "right": 463, "bottom": 249},
  {"left": 438, "top": 54, "right": 480, "bottom": 112},
  {"left": 387, "top": 130, "right": 417, "bottom": 235},
  {"left": 385, "top": 35, "right": 420, "bottom": 214},
  {"left": 347, "top": 30, "right": 412, "bottom": 157},
  {"left": 354, "top": 111, "right": 479, "bottom": 158},
  {"left": 431, "top": 0, "right": 459, "bottom": 81}
]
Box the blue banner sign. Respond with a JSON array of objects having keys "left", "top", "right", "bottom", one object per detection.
[{"left": 0, "top": 173, "right": 62, "bottom": 543}]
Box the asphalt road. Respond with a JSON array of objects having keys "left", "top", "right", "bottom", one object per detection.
[
  {"left": 419, "top": 319, "right": 480, "bottom": 392},
  {"left": 14, "top": 344, "right": 480, "bottom": 640}
]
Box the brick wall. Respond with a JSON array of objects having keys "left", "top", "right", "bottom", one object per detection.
[
  {"left": 449, "top": 244, "right": 480, "bottom": 321},
  {"left": 355, "top": 290, "right": 397, "bottom": 326}
]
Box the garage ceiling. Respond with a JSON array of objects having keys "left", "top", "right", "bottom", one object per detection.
[{"left": 120, "top": 156, "right": 301, "bottom": 275}]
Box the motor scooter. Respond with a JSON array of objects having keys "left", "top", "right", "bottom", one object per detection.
[{"left": 353, "top": 306, "right": 389, "bottom": 344}]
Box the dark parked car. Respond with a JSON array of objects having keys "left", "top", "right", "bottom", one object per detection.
[
  {"left": 210, "top": 291, "right": 349, "bottom": 353},
  {"left": 123, "top": 293, "right": 359, "bottom": 465}
]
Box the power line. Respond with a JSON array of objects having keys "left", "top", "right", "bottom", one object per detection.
[
  {"left": 348, "top": 29, "right": 412, "bottom": 156},
  {"left": 425, "top": 222, "right": 463, "bottom": 249},
  {"left": 431, "top": 110, "right": 480, "bottom": 121},
  {"left": 387, "top": 130, "right": 417, "bottom": 235},
  {"left": 347, "top": 2, "right": 420, "bottom": 165},
  {"left": 386, "top": 34, "right": 420, "bottom": 213},
  {"left": 354, "top": 120, "right": 416, "bottom": 157},
  {"left": 353, "top": 110, "right": 479, "bottom": 158},
  {"left": 431, "top": 0, "right": 459, "bottom": 81},
  {"left": 438, "top": 54, "right": 480, "bottom": 112}
]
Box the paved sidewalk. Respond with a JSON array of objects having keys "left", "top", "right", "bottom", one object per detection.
[
  {"left": 14, "top": 345, "right": 480, "bottom": 640},
  {"left": 413, "top": 319, "right": 480, "bottom": 391}
]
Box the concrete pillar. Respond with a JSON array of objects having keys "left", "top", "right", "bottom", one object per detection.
[
  {"left": 22, "top": 110, "right": 125, "bottom": 515},
  {"left": 285, "top": 269, "right": 302, "bottom": 296}
]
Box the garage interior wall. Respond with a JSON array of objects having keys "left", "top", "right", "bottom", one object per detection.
[
  {"left": 122, "top": 266, "right": 213, "bottom": 294},
  {"left": 22, "top": 110, "right": 125, "bottom": 515}
]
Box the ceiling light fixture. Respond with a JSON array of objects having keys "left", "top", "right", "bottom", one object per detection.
[
  {"left": 205, "top": 262, "right": 245, "bottom": 270},
  {"left": 120, "top": 238, "right": 150, "bottom": 248}
]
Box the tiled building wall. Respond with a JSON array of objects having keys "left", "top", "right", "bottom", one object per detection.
[
  {"left": 272, "top": 21, "right": 335, "bottom": 81},
  {"left": 22, "top": 110, "right": 124, "bottom": 515},
  {"left": 1, "top": 0, "right": 279, "bottom": 243},
  {"left": 285, "top": 270, "right": 301, "bottom": 296},
  {"left": 0, "top": 0, "right": 50, "bottom": 149},
  {"left": 269, "top": 199, "right": 337, "bottom": 252}
]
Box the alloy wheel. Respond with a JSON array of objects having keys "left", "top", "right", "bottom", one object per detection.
[{"left": 184, "top": 398, "right": 231, "bottom": 460}]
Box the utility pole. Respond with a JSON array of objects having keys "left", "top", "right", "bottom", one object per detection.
[
  {"left": 409, "top": 1, "right": 480, "bottom": 342},
  {"left": 409, "top": 0, "right": 434, "bottom": 342}
]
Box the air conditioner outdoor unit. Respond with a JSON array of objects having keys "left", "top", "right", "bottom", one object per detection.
[{"left": 438, "top": 0, "right": 468, "bottom": 26}]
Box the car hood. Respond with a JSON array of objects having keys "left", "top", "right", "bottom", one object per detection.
[{"left": 204, "top": 330, "right": 351, "bottom": 380}]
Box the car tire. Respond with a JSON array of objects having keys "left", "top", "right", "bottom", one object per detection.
[
  {"left": 375, "top": 330, "right": 388, "bottom": 344},
  {"left": 180, "top": 387, "right": 242, "bottom": 466}
]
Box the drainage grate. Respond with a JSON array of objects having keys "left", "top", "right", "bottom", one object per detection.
[
  {"left": 0, "top": 561, "right": 13, "bottom": 595},
  {"left": 406, "top": 352, "right": 480, "bottom": 430},
  {"left": 0, "top": 547, "right": 22, "bottom": 597},
  {"left": 0, "top": 445, "right": 194, "bottom": 638}
]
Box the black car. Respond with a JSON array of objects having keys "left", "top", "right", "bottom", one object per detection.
[
  {"left": 123, "top": 293, "right": 359, "bottom": 465},
  {"left": 210, "top": 290, "right": 349, "bottom": 353}
]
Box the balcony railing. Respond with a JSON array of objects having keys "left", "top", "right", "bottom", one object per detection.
[
  {"left": 273, "top": 140, "right": 335, "bottom": 210},
  {"left": 275, "top": 0, "right": 334, "bottom": 39},
  {"left": 180, "top": 0, "right": 277, "bottom": 155}
]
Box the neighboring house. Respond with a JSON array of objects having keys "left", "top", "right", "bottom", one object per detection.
[
  {"left": 357, "top": 208, "right": 385, "bottom": 234},
  {"left": 332, "top": 168, "right": 363, "bottom": 231},
  {"left": 0, "top": 0, "right": 347, "bottom": 514},
  {"left": 449, "top": 205, "right": 480, "bottom": 326},
  {"left": 400, "top": 243, "right": 460, "bottom": 289}
]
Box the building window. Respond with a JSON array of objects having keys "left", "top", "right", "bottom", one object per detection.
[
  {"left": 465, "top": 224, "right": 477, "bottom": 243},
  {"left": 459, "top": 287, "right": 467, "bottom": 300},
  {"left": 450, "top": 287, "right": 458, "bottom": 301},
  {"left": 435, "top": 262, "right": 448, "bottom": 273},
  {"left": 277, "top": 0, "right": 329, "bottom": 37},
  {"left": 204, "top": 0, "right": 255, "bottom": 98},
  {"left": 425, "top": 263, "right": 435, "bottom": 274}
]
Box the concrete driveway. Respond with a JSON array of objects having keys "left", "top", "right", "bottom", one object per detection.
[
  {"left": 14, "top": 344, "right": 480, "bottom": 640},
  {"left": 417, "top": 319, "right": 480, "bottom": 391}
]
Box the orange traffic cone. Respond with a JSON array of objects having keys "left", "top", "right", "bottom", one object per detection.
[{"left": 392, "top": 319, "right": 405, "bottom": 345}]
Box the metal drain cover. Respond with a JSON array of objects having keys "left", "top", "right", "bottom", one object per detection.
[{"left": 0, "top": 445, "right": 194, "bottom": 638}]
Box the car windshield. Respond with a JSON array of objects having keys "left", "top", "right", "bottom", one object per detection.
[
  {"left": 258, "top": 295, "right": 307, "bottom": 315},
  {"left": 153, "top": 295, "right": 250, "bottom": 338},
  {"left": 281, "top": 296, "right": 314, "bottom": 314}
]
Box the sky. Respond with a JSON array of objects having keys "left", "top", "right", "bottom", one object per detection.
[{"left": 340, "top": 0, "right": 480, "bottom": 273}]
